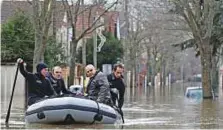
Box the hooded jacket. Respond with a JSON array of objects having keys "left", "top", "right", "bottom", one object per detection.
[{"left": 19, "top": 62, "right": 54, "bottom": 105}]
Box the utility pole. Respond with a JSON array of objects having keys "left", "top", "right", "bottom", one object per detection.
[
  {"left": 182, "top": 52, "right": 185, "bottom": 94},
  {"left": 123, "top": 0, "right": 129, "bottom": 85},
  {"left": 93, "top": 10, "right": 98, "bottom": 69},
  {"left": 93, "top": 27, "right": 97, "bottom": 69},
  {"left": 81, "top": 0, "right": 86, "bottom": 88}
]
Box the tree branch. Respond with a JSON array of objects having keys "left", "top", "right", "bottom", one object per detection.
[
  {"left": 73, "top": 0, "right": 81, "bottom": 27},
  {"left": 62, "top": 0, "right": 74, "bottom": 27},
  {"left": 76, "top": 0, "right": 118, "bottom": 42},
  {"left": 27, "top": 0, "right": 32, "bottom": 5},
  {"left": 87, "top": 5, "right": 93, "bottom": 28},
  {"left": 203, "top": 0, "right": 215, "bottom": 40}
]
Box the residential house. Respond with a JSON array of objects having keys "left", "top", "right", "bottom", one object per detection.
[{"left": 1, "top": 1, "right": 120, "bottom": 85}]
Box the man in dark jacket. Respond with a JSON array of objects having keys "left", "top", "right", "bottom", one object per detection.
[
  {"left": 47, "top": 66, "right": 72, "bottom": 95},
  {"left": 107, "top": 63, "right": 126, "bottom": 109},
  {"left": 85, "top": 64, "right": 112, "bottom": 105},
  {"left": 17, "top": 58, "right": 54, "bottom": 105}
]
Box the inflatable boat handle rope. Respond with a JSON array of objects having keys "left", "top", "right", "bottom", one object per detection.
[{"left": 90, "top": 100, "right": 102, "bottom": 124}]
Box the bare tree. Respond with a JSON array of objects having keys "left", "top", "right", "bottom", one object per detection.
[
  {"left": 170, "top": 0, "right": 220, "bottom": 98},
  {"left": 31, "top": 0, "right": 54, "bottom": 71},
  {"left": 123, "top": 0, "right": 187, "bottom": 88},
  {"left": 121, "top": 0, "right": 182, "bottom": 87},
  {"left": 62, "top": 0, "right": 118, "bottom": 86}
]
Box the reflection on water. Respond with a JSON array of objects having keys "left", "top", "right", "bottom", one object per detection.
[{"left": 2, "top": 83, "right": 223, "bottom": 129}]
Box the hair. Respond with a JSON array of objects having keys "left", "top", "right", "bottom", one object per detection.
[
  {"left": 113, "top": 63, "right": 124, "bottom": 71},
  {"left": 85, "top": 64, "right": 95, "bottom": 70},
  {"left": 52, "top": 66, "right": 61, "bottom": 73}
]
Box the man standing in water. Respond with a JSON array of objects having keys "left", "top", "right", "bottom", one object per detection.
[{"left": 107, "top": 63, "right": 126, "bottom": 109}]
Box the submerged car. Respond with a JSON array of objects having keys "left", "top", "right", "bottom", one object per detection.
[{"left": 185, "top": 86, "right": 202, "bottom": 99}]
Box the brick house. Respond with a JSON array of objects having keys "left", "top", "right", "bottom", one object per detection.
[{"left": 1, "top": 1, "right": 120, "bottom": 86}]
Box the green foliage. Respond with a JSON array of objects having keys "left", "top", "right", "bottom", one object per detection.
[
  {"left": 1, "top": 10, "right": 67, "bottom": 68},
  {"left": 44, "top": 37, "right": 68, "bottom": 69},
  {"left": 1, "top": 10, "right": 34, "bottom": 63},
  {"left": 77, "top": 32, "right": 123, "bottom": 69}
]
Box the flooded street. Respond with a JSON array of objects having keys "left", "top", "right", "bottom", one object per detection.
[{"left": 1, "top": 83, "right": 223, "bottom": 129}]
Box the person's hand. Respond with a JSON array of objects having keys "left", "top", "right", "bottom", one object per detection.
[
  {"left": 84, "top": 93, "right": 88, "bottom": 96},
  {"left": 111, "top": 88, "right": 119, "bottom": 95},
  {"left": 17, "top": 58, "right": 23, "bottom": 64},
  {"left": 96, "top": 98, "right": 102, "bottom": 103},
  {"left": 23, "top": 62, "right": 27, "bottom": 67}
]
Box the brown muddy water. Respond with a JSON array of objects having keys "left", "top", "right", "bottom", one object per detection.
[{"left": 1, "top": 83, "right": 223, "bottom": 129}]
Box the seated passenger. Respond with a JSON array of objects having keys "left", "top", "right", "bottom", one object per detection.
[
  {"left": 85, "top": 64, "right": 112, "bottom": 105},
  {"left": 47, "top": 66, "right": 73, "bottom": 95}
]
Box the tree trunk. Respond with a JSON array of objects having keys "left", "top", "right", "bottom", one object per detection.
[
  {"left": 33, "top": 26, "right": 50, "bottom": 72},
  {"left": 135, "top": 59, "right": 138, "bottom": 87},
  {"left": 211, "top": 56, "right": 219, "bottom": 96},
  {"left": 146, "top": 48, "right": 151, "bottom": 86},
  {"left": 123, "top": 39, "right": 128, "bottom": 85},
  {"left": 33, "top": 32, "right": 44, "bottom": 72},
  {"left": 32, "top": 0, "right": 53, "bottom": 71},
  {"left": 151, "top": 58, "right": 156, "bottom": 87},
  {"left": 129, "top": 47, "right": 135, "bottom": 87},
  {"left": 160, "top": 60, "right": 163, "bottom": 88},
  {"left": 68, "top": 38, "right": 78, "bottom": 87},
  {"left": 163, "top": 60, "right": 166, "bottom": 87},
  {"left": 200, "top": 44, "right": 213, "bottom": 98},
  {"left": 81, "top": 0, "right": 86, "bottom": 88},
  {"left": 52, "top": 0, "right": 56, "bottom": 40},
  {"left": 123, "top": 0, "right": 130, "bottom": 86},
  {"left": 130, "top": 68, "right": 135, "bottom": 88}
]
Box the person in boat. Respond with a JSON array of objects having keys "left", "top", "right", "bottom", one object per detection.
[
  {"left": 47, "top": 66, "right": 74, "bottom": 95},
  {"left": 107, "top": 63, "right": 126, "bottom": 109},
  {"left": 85, "top": 64, "right": 112, "bottom": 105},
  {"left": 17, "top": 58, "right": 54, "bottom": 106}
]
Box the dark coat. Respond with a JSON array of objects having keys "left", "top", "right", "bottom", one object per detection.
[
  {"left": 86, "top": 71, "right": 112, "bottom": 105},
  {"left": 47, "top": 73, "right": 71, "bottom": 95},
  {"left": 107, "top": 73, "right": 126, "bottom": 108},
  {"left": 19, "top": 63, "right": 54, "bottom": 105}
]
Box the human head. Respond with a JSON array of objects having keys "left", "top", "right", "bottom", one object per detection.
[
  {"left": 113, "top": 63, "right": 124, "bottom": 79},
  {"left": 85, "top": 64, "right": 96, "bottom": 78},
  {"left": 36, "top": 63, "right": 48, "bottom": 77},
  {"left": 52, "top": 66, "right": 62, "bottom": 79}
]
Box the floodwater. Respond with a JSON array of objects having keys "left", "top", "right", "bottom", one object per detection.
[{"left": 1, "top": 83, "right": 223, "bottom": 129}]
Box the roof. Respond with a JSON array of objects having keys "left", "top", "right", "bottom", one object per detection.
[
  {"left": 1, "top": 0, "right": 65, "bottom": 28},
  {"left": 1, "top": 1, "right": 119, "bottom": 38}
]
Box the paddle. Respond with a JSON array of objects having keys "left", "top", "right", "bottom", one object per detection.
[
  {"left": 5, "top": 62, "right": 19, "bottom": 124},
  {"left": 114, "top": 95, "right": 124, "bottom": 123},
  {"left": 119, "top": 107, "right": 125, "bottom": 123}
]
